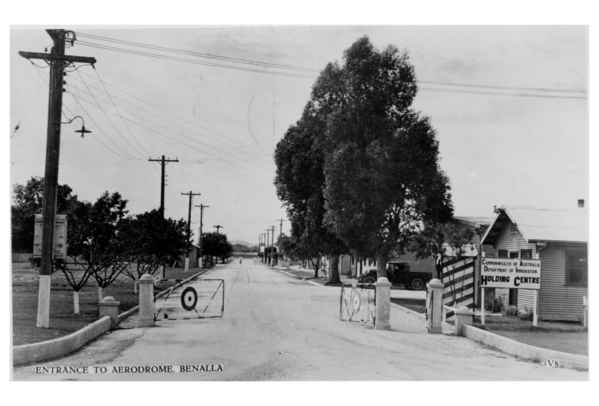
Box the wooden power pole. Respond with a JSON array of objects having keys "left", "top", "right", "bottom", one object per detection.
[
  {"left": 181, "top": 191, "right": 201, "bottom": 271},
  {"left": 19, "top": 29, "right": 96, "bottom": 328},
  {"left": 195, "top": 203, "right": 209, "bottom": 267},
  {"left": 149, "top": 155, "right": 179, "bottom": 218}
]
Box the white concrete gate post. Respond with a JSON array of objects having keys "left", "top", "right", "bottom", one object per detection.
[
  {"left": 375, "top": 277, "right": 391, "bottom": 330},
  {"left": 426, "top": 278, "right": 443, "bottom": 334},
  {"left": 138, "top": 273, "right": 155, "bottom": 327}
]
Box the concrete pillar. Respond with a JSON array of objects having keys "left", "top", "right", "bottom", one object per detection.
[
  {"left": 454, "top": 306, "right": 473, "bottom": 336},
  {"left": 184, "top": 256, "right": 190, "bottom": 272},
  {"left": 99, "top": 296, "right": 120, "bottom": 328},
  {"left": 138, "top": 273, "right": 155, "bottom": 327},
  {"left": 375, "top": 277, "right": 391, "bottom": 330},
  {"left": 426, "top": 278, "right": 443, "bottom": 334}
]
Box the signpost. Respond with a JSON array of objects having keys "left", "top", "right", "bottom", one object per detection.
[{"left": 480, "top": 257, "right": 541, "bottom": 326}]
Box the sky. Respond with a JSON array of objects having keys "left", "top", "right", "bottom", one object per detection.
[{"left": 10, "top": 26, "right": 588, "bottom": 244}]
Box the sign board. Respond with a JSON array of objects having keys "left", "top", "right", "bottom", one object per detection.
[
  {"left": 481, "top": 258, "right": 540, "bottom": 290},
  {"left": 33, "top": 214, "right": 67, "bottom": 259}
]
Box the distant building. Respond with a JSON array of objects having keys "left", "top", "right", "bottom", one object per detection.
[{"left": 481, "top": 203, "right": 588, "bottom": 322}]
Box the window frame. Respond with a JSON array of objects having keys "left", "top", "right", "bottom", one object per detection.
[{"left": 565, "top": 247, "right": 587, "bottom": 287}]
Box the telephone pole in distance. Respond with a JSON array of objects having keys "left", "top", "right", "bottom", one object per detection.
[
  {"left": 195, "top": 203, "right": 209, "bottom": 268},
  {"left": 181, "top": 191, "right": 201, "bottom": 271},
  {"left": 19, "top": 29, "right": 96, "bottom": 328},
  {"left": 149, "top": 155, "right": 179, "bottom": 218}
]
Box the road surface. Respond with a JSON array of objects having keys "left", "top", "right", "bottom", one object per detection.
[{"left": 13, "top": 260, "right": 587, "bottom": 380}]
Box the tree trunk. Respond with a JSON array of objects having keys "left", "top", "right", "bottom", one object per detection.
[
  {"left": 313, "top": 257, "right": 320, "bottom": 278},
  {"left": 97, "top": 286, "right": 103, "bottom": 302},
  {"left": 376, "top": 253, "right": 388, "bottom": 279},
  {"left": 326, "top": 255, "right": 341, "bottom": 284},
  {"left": 73, "top": 290, "right": 80, "bottom": 314}
]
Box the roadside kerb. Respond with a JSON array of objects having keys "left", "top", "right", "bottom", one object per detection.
[
  {"left": 13, "top": 268, "right": 209, "bottom": 366},
  {"left": 13, "top": 316, "right": 112, "bottom": 366},
  {"left": 273, "top": 265, "right": 588, "bottom": 371},
  {"left": 462, "top": 324, "right": 588, "bottom": 371}
]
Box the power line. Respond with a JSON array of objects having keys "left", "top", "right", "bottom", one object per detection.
[
  {"left": 419, "top": 86, "right": 586, "bottom": 100},
  {"left": 76, "top": 31, "right": 316, "bottom": 74},
  {"left": 76, "top": 40, "right": 312, "bottom": 80},
  {"left": 73, "top": 70, "right": 149, "bottom": 156},
  {"left": 89, "top": 67, "right": 152, "bottom": 155},
  {"left": 74, "top": 31, "right": 586, "bottom": 98}
]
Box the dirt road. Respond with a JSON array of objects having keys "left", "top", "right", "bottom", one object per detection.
[{"left": 13, "top": 260, "right": 587, "bottom": 380}]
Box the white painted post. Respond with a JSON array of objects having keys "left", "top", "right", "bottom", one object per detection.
[
  {"left": 99, "top": 296, "right": 120, "bottom": 328},
  {"left": 374, "top": 277, "right": 391, "bottom": 330},
  {"left": 480, "top": 287, "right": 486, "bottom": 325},
  {"left": 35, "top": 275, "right": 51, "bottom": 328},
  {"left": 137, "top": 273, "right": 155, "bottom": 327},
  {"left": 73, "top": 291, "right": 80, "bottom": 314},
  {"left": 184, "top": 257, "right": 190, "bottom": 272},
  {"left": 426, "top": 278, "right": 443, "bottom": 334},
  {"left": 532, "top": 289, "right": 538, "bottom": 327}
]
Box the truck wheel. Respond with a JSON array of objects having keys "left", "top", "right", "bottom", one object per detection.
[{"left": 410, "top": 278, "right": 425, "bottom": 290}]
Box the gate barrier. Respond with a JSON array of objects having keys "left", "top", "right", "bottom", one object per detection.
[
  {"left": 339, "top": 282, "right": 376, "bottom": 327},
  {"left": 440, "top": 257, "right": 476, "bottom": 321},
  {"left": 154, "top": 278, "right": 225, "bottom": 321}
]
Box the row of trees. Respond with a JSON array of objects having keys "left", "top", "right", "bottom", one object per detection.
[
  {"left": 274, "top": 37, "right": 475, "bottom": 283},
  {"left": 12, "top": 177, "right": 189, "bottom": 313},
  {"left": 201, "top": 232, "right": 233, "bottom": 264}
]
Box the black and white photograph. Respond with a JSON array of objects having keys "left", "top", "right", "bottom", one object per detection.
[{"left": 6, "top": 12, "right": 593, "bottom": 388}]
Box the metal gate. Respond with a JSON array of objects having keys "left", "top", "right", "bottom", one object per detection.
[
  {"left": 155, "top": 278, "right": 225, "bottom": 321},
  {"left": 440, "top": 257, "right": 475, "bottom": 321},
  {"left": 339, "top": 283, "right": 376, "bottom": 327}
]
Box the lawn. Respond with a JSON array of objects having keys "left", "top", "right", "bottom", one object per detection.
[
  {"left": 474, "top": 316, "right": 588, "bottom": 355},
  {"left": 11, "top": 262, "right": 205, "bottom": 346}
]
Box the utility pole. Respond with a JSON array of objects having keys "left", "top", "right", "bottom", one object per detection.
[
  {"left": 214, "top": 225, "right": 223, "bottom": 234},
  {"left": 195, "top": 203, "right": 209, "bottom": 268},
  {"left": 19, "top": 29, "right": 96, "bottom": 328},
  {"left": 181, "top": 191, "right": 201, "bottom": 271},
  {"left": 149, "top": 155, "right": 179, "bottom": 218},
  {"left": 270, "top": 225, "right": 277, "bottom": 266},
  {"left": 275, "top": 218, "right": 285, "bottom": 240}
]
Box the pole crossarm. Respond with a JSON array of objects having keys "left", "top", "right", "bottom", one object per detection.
[{"left": 19, "top": 51, "right": 97, "bottom": 65}]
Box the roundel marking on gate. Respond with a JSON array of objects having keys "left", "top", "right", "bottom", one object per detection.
[{"left": 181, "top": 286, "right": 198, "bottom": 311}]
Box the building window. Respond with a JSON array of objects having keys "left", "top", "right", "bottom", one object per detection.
[
  {"left": 520, "top": 249, "right": 533, "bottom": 260},
  {"left": 498, "top": 249, "right": 508, "bottom": 258},
  {"left": 566, "top": 248, "right": 587, "bottom": 287},
  {"left": 509, "top": 251, "right": 519, "bottom": 259}
]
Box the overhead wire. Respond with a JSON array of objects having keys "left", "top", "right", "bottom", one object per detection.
[
  {"left": 73, "top": 70, "right": 150, "bottom": 156},
  {"left": 74, "top": 31, "right": 587, "bottom": 100}
]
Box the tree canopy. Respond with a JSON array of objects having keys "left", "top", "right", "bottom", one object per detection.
[{"left": 275, "top": 36, "right": 454, "bottom": 278}]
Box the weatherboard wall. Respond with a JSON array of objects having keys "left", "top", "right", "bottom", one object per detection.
[{"left": 538, "top": 243, "right": 586, "bottom": 322}]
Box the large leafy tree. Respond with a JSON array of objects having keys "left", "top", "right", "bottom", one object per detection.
[
  {"left": 274, "top": 70, "right": 347, "bottom": 282},
  {"left": 320, "top": 37, "right": 453, "bottom": 278}
]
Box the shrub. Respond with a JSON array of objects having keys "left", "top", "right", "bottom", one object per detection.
[{"left": 504, "top": 305, "right": 519, "bottom": 317}]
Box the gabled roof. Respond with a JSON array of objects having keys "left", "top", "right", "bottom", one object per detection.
[{"left": 481, "top": 206, "right": 588, "bottom": 245}]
